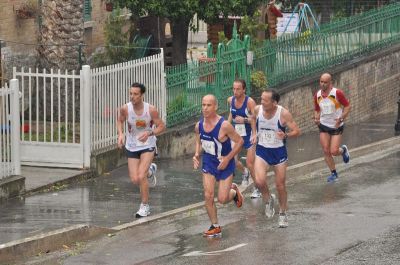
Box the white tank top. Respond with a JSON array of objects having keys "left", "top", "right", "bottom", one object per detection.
[
  {"left": 317, "top": 88, "right": 343, "bottom": 128},
  {"left": 257, "top": 105, "right": 285, "bottom": 148},
  {"left": 125, "top": 102, "right": 156, "bottom": 152}
]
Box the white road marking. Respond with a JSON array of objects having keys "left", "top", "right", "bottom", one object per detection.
[
  {"left": 182, "top": 243, "right": 247, "bottom": 257},
  {"left": 360, "top": 128, "right": 387, "bottom": 132}
]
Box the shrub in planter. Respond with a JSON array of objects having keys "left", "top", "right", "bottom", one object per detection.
[{"left": 251, "top": 71, "right": 267, "bottom": 95}]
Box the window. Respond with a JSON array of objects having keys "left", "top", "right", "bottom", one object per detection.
[{"left": 84, "top": 0, "right": 92, "bottom": 21}]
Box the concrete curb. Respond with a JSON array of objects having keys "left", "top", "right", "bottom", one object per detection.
[
  {"left": 23, "top": 170, "right": 96, "bottom": 197},
  {"left": 0, "top": 224, "right": 115, "bottom": 264},
  {"left": 1, "top": 136, "right": 398, "bottom": 262}
]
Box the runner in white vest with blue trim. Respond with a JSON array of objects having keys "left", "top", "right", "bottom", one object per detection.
[
  {"left": 117, "top": 83, "right": 165, "bottom": 218},
  {"left": 253, "top": 90, "right": 300, "bottom": 228}
]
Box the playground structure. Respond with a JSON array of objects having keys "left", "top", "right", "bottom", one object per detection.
[{"left": 281, "top": 2, "right": 320, "bottom": 35}]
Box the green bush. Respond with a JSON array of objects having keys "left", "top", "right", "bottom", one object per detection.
[{"left": 251, "top": 71, "right": 267, "bottom": 94}]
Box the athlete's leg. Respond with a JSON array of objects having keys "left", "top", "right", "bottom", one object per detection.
[
  {"left": 330, "top": 134, "right": 343, "bottom": 156},
  {"left": 217, "top": 174, "right": 236, "bottom": 204},
  {"left": 320, "top": 132, "right": 335, "bottom": 171},
  {"left": 127, "top": 151, "right": 155, "bottom": 204},
  {"left": 202, "top": 173, "right": 218, "bottom": 224},
  {"left": 232, "top": 141, "right": 245, "bottom": 173},
  {"left": 274, "top": 162, "right": 288, "bottom": 213},
  {"left": 254, "top": 155, "right": 271, "bottom": 203},
  {"left": 246, "top": 145, "right": 256, "bottom": 183}
]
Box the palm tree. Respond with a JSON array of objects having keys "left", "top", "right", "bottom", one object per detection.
[{"left": 38, "top": 0, "right": 83, "bottom": 71}]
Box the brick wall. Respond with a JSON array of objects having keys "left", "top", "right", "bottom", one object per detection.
[
  {"left": 84, "top": 0, "right": 108, "bottom": 54},
  {"left": 0, "top": 0, "right": 37, "bottom": 49}
]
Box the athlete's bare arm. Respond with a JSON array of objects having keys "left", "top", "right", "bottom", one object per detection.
[
  {"left": 247, "top": 97, "right": 257, "bottom": 138},
  {"left": 117, "top": 105, "right": 128, "bottom": 148},
  {"left": 250, "top": 105, "right": 260, "bottom": 144},
  {"left": 217, "top": 121, "right": 243, "bottom": 170},
  {"left": 137, "top": 105, "right": 166, "bottom": 142},
  {"left": 334, "top": 104, "right": 351, "bottom": 128},
  {"left": 193, "top": 122, "right": 201, "bottom": 169},
  {"left": 277, "top": 108, "right": 301, "bottom": 140},
  {"left": 227, "top": 96, "right": 233, "bottom": 123}
]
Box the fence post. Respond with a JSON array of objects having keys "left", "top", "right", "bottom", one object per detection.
[
  {"left": 81, "top": 65, "right": 91, "bottom": 168},
  {"left": 159, "top": 48, "right": 167, "bottom": 123},
  {"left": 10, "top": 79, "right": 21, "bottom": 175},
  {"left": 395, "top": 90, "right": 400, "bottom": 135}
]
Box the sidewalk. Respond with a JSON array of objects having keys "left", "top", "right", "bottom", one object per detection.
[{"left": 0, "top": 112, "right": 398, "bottom": 246}]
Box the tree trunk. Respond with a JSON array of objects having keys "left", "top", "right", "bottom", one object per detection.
[
  {"left": 38, "top": 0, "right": 83, "bottom": 71},
  {"left": 171, "top": 18, "right": 190, "bottom": 66}
]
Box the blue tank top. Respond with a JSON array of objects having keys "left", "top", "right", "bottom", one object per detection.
[
  {"left": 199, "top": 117, "right": 232, "bottom": 160},
  {"left": 230, "top": 96, "right": 252, "bottom": 136}
]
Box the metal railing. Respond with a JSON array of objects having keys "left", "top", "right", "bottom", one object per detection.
[
  {"left": 253, "top": 3, "right": 400, "bottom": 87},
  {"left": 91, "top": 50, "right": 166, "bottom": 153},
  {"left": 166, "top": 25, "right": 249, "bottom": 127},
  {"left": 0, "top": 80, "right": 20, "bottom": 179}
]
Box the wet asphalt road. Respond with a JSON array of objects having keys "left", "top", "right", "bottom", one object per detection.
[
  {"left": 0, "top": 114, "right": 396, "bottom": 245},
  {"left": 24, "top": 150, "right": 400, "bottom": 265}
]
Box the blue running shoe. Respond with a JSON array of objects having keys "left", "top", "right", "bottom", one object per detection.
[
  {"left": 341, "top": 145, "right": 350, "bottom": 163},
  {"left": 327, "top": 172, "right": 338, "bottom": 183}
]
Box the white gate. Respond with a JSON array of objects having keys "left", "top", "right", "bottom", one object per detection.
[
  {"left": 13, "top": 68, "right": 90, "bottom": 168},
  {"left": 0, "top": 79, "right": 21, "bottom": 179},
  {"left": 90, "top": 50, "right": 166, "bottom": 153},
  {"left": 11, "top": 50, "right": 165, "bottom": 168}
]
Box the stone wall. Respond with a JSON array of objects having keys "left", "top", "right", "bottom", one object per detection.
[
  {"left": 156, "top": 44, "right": 400, "bottom": 159},
  {"left": 278, "top": 45, "right": 400, "bottom": 134}
]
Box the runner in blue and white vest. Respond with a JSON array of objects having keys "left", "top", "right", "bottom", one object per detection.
[
  {"left": 253, "top": 89, "right": 300, "bottom": 228},
  {"left": 193, "top": 94, "right": 244, "bottom": 238},
  {"left": 227, "top": 79, "right": 261, "bottom": 199}
]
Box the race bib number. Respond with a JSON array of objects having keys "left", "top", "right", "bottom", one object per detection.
[
  {"left": 320, "top": 101, "right": 335, "bottom": 115},
  {"left": 201, "top": 140, "right": 216, "bottom": 155},
  {"left": 258, "top": 130, "right": 277, "bottom": 146},
  {"left": 235, "top": 124, "right": 247, "bottom": 136}
]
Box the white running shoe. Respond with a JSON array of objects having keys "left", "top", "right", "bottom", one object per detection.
[
  {"left": 241, "top": 168, "right": 250, "bottom": 186},
  {"left": 265, "top": 194, "right": 276, "bottom": 218},
  {"left": 148, "top": 163, "right": 157, "bottom": 187},
  {"left": 250, "top": 187, "right": 262, "bottom": 199},
  {"left": 135, "top": 203, "right": 150, "bottom": 218},
  {"left": 278, "top": 213, "right": 288, "bottom": 228}
]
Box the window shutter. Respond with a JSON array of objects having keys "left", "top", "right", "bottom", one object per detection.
[{"left": 84, "top": 0, "right": 92, "bottom": 21}]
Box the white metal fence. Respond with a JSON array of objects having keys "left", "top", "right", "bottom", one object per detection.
[
  {"left": 13, "top": 67, "right": 89, "bottom": 168},
  {"left": 0, "top": 79, "right": 21, "bottom": 179},
  {"left": 11, "top": 50, "right": 166, "bottom": 168},
  {"left": 90, "top": 49, "right": 166, "bottom": 153}
]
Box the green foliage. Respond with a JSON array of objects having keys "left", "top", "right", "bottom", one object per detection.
[
  {"left": 115, "top": 0, "right": 264, "bottom": 64},
  {"left": 92, "top": 8, "right": 137, "bottom": 66},
  {"left": 239, "top": 10, "right": 268, "bottom": 47},
  {"left": 298, "top": 29, "right": 312, "bottom": 44},
  {"left": 250, "top": 70, "right": 267, "bottom": 93},
  {"left": 218, "top": 31, "right": 229, "bottom": 45},
  {"left": 167, "top": 93, "right": 187, "bottom": 115}
]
